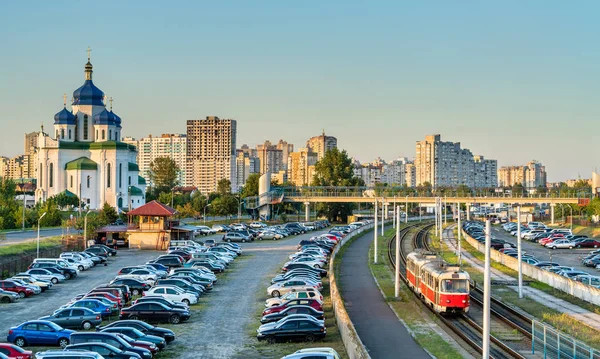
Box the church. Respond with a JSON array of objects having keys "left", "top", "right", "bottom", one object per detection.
[{"left": 34, "top": 51, "right": 145, "bottom": 211}]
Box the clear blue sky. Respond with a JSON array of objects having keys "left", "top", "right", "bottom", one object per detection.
[{"left": 1, "top": 1, "right": 599, "bottom": 182}]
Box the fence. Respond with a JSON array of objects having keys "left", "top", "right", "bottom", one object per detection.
[
  {"left": 532, "top": 320, "right": 600, "bottom": 359},
  {"left": 0, "top": 238, "right": 85, "bottom": 279}
]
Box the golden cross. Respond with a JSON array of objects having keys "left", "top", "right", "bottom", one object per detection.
[
  {"left": 87, "top": 46, "right": 91, "bottom": 61},
  {"left": 109, "top": 97, "right": 113, "bottom": 111},
  {"left": 63, "top": 93, "right": 67, "bottom": 106}
]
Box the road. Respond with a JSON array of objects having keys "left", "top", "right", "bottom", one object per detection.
[
  {"left": 1, "top": 228, "right": 66, "bottom": 246},
  {"left": 490, "top": 225, "right": 597, "bottom": 274}
]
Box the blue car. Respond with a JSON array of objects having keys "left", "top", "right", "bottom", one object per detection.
[
  {"left": 7, "top": 320, "right": 75, "bottom": 348},
  {"left": 66, "top": 299, "right": 113, "bottom": 318},
  {"left": 146, "top": 262, "right": 169, "bottom": 273}
]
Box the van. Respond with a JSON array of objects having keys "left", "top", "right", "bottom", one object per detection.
[
  {"left": 169, "top": 240, "right": 203, "bottom": 249},
  {"left": 33, "top": 258, "right": 80, "bottom": 273}
]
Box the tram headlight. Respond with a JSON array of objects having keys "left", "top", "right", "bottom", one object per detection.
[{"left": 462, "top": 300, "right": 467, "bottom": 304}]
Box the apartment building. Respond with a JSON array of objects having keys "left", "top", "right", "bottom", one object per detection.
[
  {"left": 287, "top": 148, "right": 318, "bottom": 186},
  {"left": 256, "top": 140, "right": 284, "bottom": 175},
  {"left": 498, "top": 160, "right": 546, "bottom": 188},
  {"left": 306, "top": 131, "right": 337, "bottom": 160},
  {"left": 186, "top": 117, "right": 237, "bottom": 194},
  {"left": 235, "top": 150, "right": 260, "bottom": 189}
]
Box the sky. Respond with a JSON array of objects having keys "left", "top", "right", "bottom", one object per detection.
[{"left": 1, "top": 1, "right": 599, "bottom": 182}]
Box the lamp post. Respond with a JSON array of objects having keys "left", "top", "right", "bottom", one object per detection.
[
  {"left": 203, "top": 203, "right": 212, "bottom": 226},
  {"left": 37, "top": 212, "right": 47, "bottom": 258},
  {"left": 84, "top": 210, "right": 91, "bottom": 250},
  {"left": 21, "top": 178, "right": 26, "bottom": 231},
  {"left": 128, "top": 186, "right": 132, "bottom": 212}
]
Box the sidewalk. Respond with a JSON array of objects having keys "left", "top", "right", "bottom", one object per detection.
[{"left": 443, "top": 225, "right": 600, "bottom": 331}]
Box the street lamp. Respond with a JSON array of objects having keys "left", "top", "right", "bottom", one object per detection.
[
  {"left": 36, "top": 212, "right": 47, "bottom": 258},
  {"left": 128, "top": 186, "right": 132, "bottom": 212},
  {"left": 84, "top": 210, "right": 91, "bottom": 250},
  {"left": 203, "top": 203, "right": 212, "bottom": 225},
  {"left": 21, "top": 178, "right": 26, "bottom": 231}
]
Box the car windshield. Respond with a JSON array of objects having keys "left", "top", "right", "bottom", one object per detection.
[
  {"left": 441, "top": 279, "right": 468, "bottom": 293},
  {"left": 43, "top": 321, "right": 63, "bottom": 331}
]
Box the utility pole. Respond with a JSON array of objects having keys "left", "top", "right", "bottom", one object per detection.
[
  {"left": 395, "top": 205, "right": 400, "bottom": 297},
  {"left": 517, "top": 205, "right": 523, "bottom": 298},
  {"left": 457, "top": 202, "right": 462, "bottom": 266},
  {"left": 374, "top": 199, "right": 378, "bottom": 264},
  {"left": 37, "top": 212, "right": 47, "bottom": 258},
  {"left": 393, "top": 196, "right": 396, "bottom": 228},
  {"left": 444, "top": 197, "right": 447, "bottom": 225},
  {"left": 84, "top": 210, "right": 91, "bottom": 250},
  {"left": 405, "top": 196, "right": 408, "bottom": 224},
  {"left": 483, "top": 219, "right": 491, "bottom": 359},
  {"left": 381, "top": 198, "right": 384, "bottom": 235}
]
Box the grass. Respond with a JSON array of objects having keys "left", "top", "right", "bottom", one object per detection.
[
  {"left": 0, "top": 236, "right": 63, "bottom": 256},
  {"left": 571, "top": 224, "right": 600, "bottom": 238},
  {"left": 365, "top": 225, "right": 465, "bottom": 359},
  {"left": 244, "top": 257, "right": 348, "bottom": 359}
]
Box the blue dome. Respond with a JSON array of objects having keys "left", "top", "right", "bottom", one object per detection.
[
  {"left": 73, "top": 80, "right": 105, "bottom": 106},
  {"left": 93, "top": 108, "right": 117, "bottom": 125},
  {"left": 110, "top": 111, "right": 122, "bottom": 128},
  {"left": 54, "top": 107, "right": 77, "bottom": 125}
]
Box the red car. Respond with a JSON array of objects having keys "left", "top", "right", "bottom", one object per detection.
[
  {"left": 0, "top": 280, "right": 34, "bottom": 298},
  {"left": 85, "top": 291, "right": 122, "bottom": 307},
  {"left": 115, "top": 333, "right": 159, "bottom": 355},
  {"left": 539, "top": 234, "right": 563, "bottom": 246},
  {"left": 574, "top": 239, "right": 600, "bottom": 248},
  {"left": 262, "top": 298, "right": 323, "bottom": 316},
  {"left": 0, "top": 343, "right": 33, "bottom": 359}
]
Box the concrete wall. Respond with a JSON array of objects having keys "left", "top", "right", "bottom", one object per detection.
[
  {"left": 462, "top": 230, "right": 600, "bottom": 306},
  {"left": 330, "top": 224, "right": 374, "bottom": 359}
]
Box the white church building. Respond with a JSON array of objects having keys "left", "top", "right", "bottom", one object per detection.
[{"left": 34, "top": 52, "right": 146, "bottom": 210}]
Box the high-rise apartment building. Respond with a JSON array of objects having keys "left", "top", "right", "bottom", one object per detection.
[
  {"left": 24, "top": 132, "right": 39, "bottom": 178},
  {"left": 256, "top": 140, "right": 284, "bottom": 175},
  {"left": 276, "top": 140, "right": 294, "bottom": 170},
  {"left": 415, "top": 134, "right": 496, "bottom": 188},
  {"left": 405, "top": 163, "right": 416, "bottom": 187},
  {"left": 306, "top": 131, "right": 337, "bottom": 160},
  {"left": 186, "top": 117, "right": 237, "bottom": 194},
  {"left": 498, "top": 161, "right": 546, "bottom": 188},
  {"left": 235, "top": 150, "right": 260, "bottom": 190},
  {"left": 124, "top": 134, "right": 188, "bottom": 187},
  {"left": 473, "top": 155, "right": 498, "bottom": 189},
  {"left": 287, "top": 148, "right": 318, "bottom": 186}
]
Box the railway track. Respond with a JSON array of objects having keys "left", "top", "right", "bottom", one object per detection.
[{"left": 388, "top": 223, "right": 532, "bottom": 359}]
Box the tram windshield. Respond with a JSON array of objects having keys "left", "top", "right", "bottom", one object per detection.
[{"left": 441, "top": 279, "right": 468, "bottom": 293}]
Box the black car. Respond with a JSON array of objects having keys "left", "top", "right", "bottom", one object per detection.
[
  {"left": 156, "top": 279, "right": 203, "bottom": 296},
  {"left": 119, "top": 302, "right": 191, "bottom": 324},
  {"left": 284, "top": 223, "right": 306, "bottom": 234},
  {"left": 133, "top": 296, "right": 188, "bottom": 311},
  {"left": 28, "top": 263, "right": 77, "bottom": 280},
  {"left": 96, "top": 320, "right": 175, "bottom": 343},
  {"left": 69, "top": 332, "right": 151, "bottom": 359},
  {"left": 105, "top": 283, "right": 132, "bottom": 302},
  {"left": 109, "top": 278, "right": 150, "bottom": 296},
  {"left": 150, "top": 257, "right": 183, "bottom": 268},
  {"left": 189, "top": 260, "right": 224, "bottom": 273},
  {"left": 257, "top": 318, "right": 326, "bottom": 343},
  {"left": 283, "top": 263, "right": 327, "bottom": 277},
  {"left": 90, "top": 244, "right": 117, "bottom": 256},
  {"left": 260, "top": 305, "right": 325, "bottom": 324},
  {"left": 84, "top": 247, "right": 108, "bottom": 258},
  {"left": 65, "top": 342, "right": 141, "bottom": 359},
  {"left": 168, "top": 275, "right": 213, "bottom": 290}
]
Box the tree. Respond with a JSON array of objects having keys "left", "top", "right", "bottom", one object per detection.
[
  {"left": 241, "top": 174, "right": 260, "bottom": 198},
  {"left": 176, "top": 203, "right": 197, "bottom": 219},
  {"left": 148, "top": 157, "right": 180, "bottom": 194},
  {"left": 217, "top": 179, "right": 232, "bottom": 196},
  {"left": 211, "top": 195, "right": 237, "bottom": 218},
  {"left": 190, "top": 191, "right": 207, "bottom": 214},
  {"left": 98, "top": 202, "right": 118, "bottom": 225},
  {"left": 0, "top": 179, "right": 19, "bottom": 229},
  {"left": 53, "top": 191, "right": 80, "bottom": 208},
  {"left": 456, "top": 184, "right": 472, "bottom": 197},
  {"left": 512, "top": 183, "right": 525, "bottom": 197},
  {"left": 311, "top": 148, "right": 364, "bottom": 222}
]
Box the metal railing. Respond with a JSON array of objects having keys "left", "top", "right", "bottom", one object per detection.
[{"left": 532, "top": 320, "right": 600, "bottom": 359}]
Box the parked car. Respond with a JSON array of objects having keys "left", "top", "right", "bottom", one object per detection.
[
  {"left": 133, "top": 296, "right": 189, "bottom": 311},
  {"left": 119, "top": 302, "right": 191, "bottom": 324},
  {"left": 0, "top": 343, "right": 32, "bottom": 359},
  {"left": 38, "top": 308, "right": 102, "bottom": 330},
  {"left": 69, "top": 332, "right": 151, "bottom": 359},
  {"left": 195, "top": 226, "right": 217, "bottom": 236},
  {"left": 34, "top": 350, "right": 103, "bottom": 359},
  {"left": 109, "top": 278, "right": 151, "bottom": 296},
  {"left": 63, "top": 299, "right": 113, "bottom": 319},
  {"left": 262, "top": 299, "right": 324, "bottom": 316},
  {"left": 11, "top": 275, "right": 52, "bottom": 292},
  {"left": 267, "top": 280, "right": 321, "bottom": 297},
  {"left": 89, "top": 244, "right": 117, "bottom": 256},
  {"left": 573, "top": 239, "right": 600, "bottom": 248},
  {"left": 0, "top": 289, "right": 20, "bottom": 303},
  {"left": 283, "top": 348, "right": 342, "bottom": 359},
  {"left": 0, "top": 280, "right": 35, "bottom": 298},
  {"left": 222, "top": 232, "right": 252, "bottom": 243},
  {"left": 64, "top": 342, "right": 141, "bottom": 359},
  {"left": 260, "top": 305, "right": 325, "bottom": 324},
  {"left": 546, "top": 239, "right": 575, "bottom": 249},
  {"left": 7, "top": 320, "right": 74, "bottom": 348},
  {"left": 256, "top": 318, "right": 326, "bottom": 343},
  {"left": 144, "top": 286, "right": 198, "bottom": 305},
  {"left": 258, "top": 231, "right": 283, "bottom": 240},
  {"left": 95, "top": 320, "right": 175, "bottom": 343},
  {"left": 265, "top": 290, "right": 323, "bottom": 307},
  {"left": 100, "top": 327, "right": 166, "bottom": 350}
]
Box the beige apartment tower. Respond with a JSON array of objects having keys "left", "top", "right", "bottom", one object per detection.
[
  {"left": 186, "top": 117, "right": 237, "bottom": 194},
  {"left": 306, "top": 131, "right": 337, "bottom": 160}
]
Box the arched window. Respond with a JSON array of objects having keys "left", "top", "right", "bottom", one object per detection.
[
  {"left": 60, "top": 129, "right": 64, "bottom": 139},
  {"left": 56, "top": 130, "right": 59, "bottom": 139},
  {"left": 49, "top": 163, "right": 54, "bottom": 188},
  {"left": 39, "top": 164, "right": 42, "bottom": 186},
  {"left": 96, "top": 130, "right": 98, "bottom": 140},
  {"left": 118, "top": 163, "right": 122, "bottom": 188},
  {"left": 87, "top": 176, "right": 91, "bottom": 188},
  {"left": 70, "top": 175, "right": 73, "bottom": 188},
  {"left": 116, "top": 131, "right": 119, "bottom": 141},
  {"left": 68, "top": 129, "right": 72, "bottom": 139},
  {"left": 128, "top": 176, "right": 131, "bottom": 185},
  {"left": 102, "top": 130, "right": 105, "bottom": 140},
  {"left": 83, "top": 115, "right": 88, "bottom": 140},
  {"left": 107, "top": 163, "right": 111, "bottom": 188},
  {"left": 109, "top": 129, "right": 112, "bottom": 141}
]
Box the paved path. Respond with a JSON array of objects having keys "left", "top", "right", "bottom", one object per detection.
[
  {"left": 444, "top": 225, "right": 600, "bottom": 331},
  {"left": 339, "top": 228, "right": 430, "bottom": 359}
]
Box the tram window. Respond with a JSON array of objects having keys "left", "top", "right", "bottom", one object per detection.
[{"left": 442, "top": 279, "right": 468, "bottom": 293}]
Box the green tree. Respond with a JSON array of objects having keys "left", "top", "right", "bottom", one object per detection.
[
  {"left": 416, "top": 182, "right": 432, "bottom": 196},
  {"left": 0, "top": 179, "right": 19, "bottom": 229},
  {"left": 190, "top": 191, "right": 207, "bottom": 214},
  {"left": 311, "top": 148, "right": 364, "bottom": 222},
  {"left": 241, "top": 173, "right": 260, "bottom": 198},
  {"left": 98, "top": 202, "right": 119, "bottom": 225},
  {"left": 53, "top": 191, "right": 80, "bottom": 208},
  {"left": 217, "top": 179, "right": 232, "bottom": 196},
  {"left": 512, "top": 183, "right": 525, "bottom": 196},
  {"left": 148, "top": 157, "right": 180, "bottom": 194},
  {"left": 456, "top": 184, "right": 472, "bottom": 197},
  {"left": 211, "top": 195, "right": 237, "bottom": 218},
  {"left": 158, "top": 192, "right": 174, "bottom": 206},
  {"left": 176, "top": 203, "right": 197, "bottom": 219}
]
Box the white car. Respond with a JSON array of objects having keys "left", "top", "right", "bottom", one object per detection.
[
  {"left": 114, "top": 274, "right": 155, "bottom": 286},
  {"left": 196, "top": 225, "right": 217, "bottom": 236},
  {"left": 267, "top": 279, "right": 321, "bottom": 297},
  {"left": 283, "top": 348, "right": 342, "bottom": 359},
  {"left": 249, "top": 222, "right": 266, "bottom": 229},
  {"left": 546, "top": 239, "right": 575, "bottom": 250},
  {"left": 145, "top": 285, "right": 198, "bottom": 305},
  {"left": 60, "top": 253, "right": 94, "bottom": 270},
  {"left": 287, "top": 257, "right": 326, "bottom": 268},
  {"left": 265, "top": 290, "right": 323, "bottom": 307},
  {"left": 26, "top": 269, "right": 66, "bottom": 284},
  {"left": 289, "top": 252, "right": 327, "bottom": 261},
  {"left": 127, "top": 269, "right": 159, "bottom": 282}
]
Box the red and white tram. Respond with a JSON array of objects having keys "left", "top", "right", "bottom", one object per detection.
[{"left": 406, "top": 252, "right": 470, "bottom": 314}]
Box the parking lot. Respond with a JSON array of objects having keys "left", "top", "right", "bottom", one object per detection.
[{"left": 490, "top": 225, "right": 596, "bottom": 273}]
